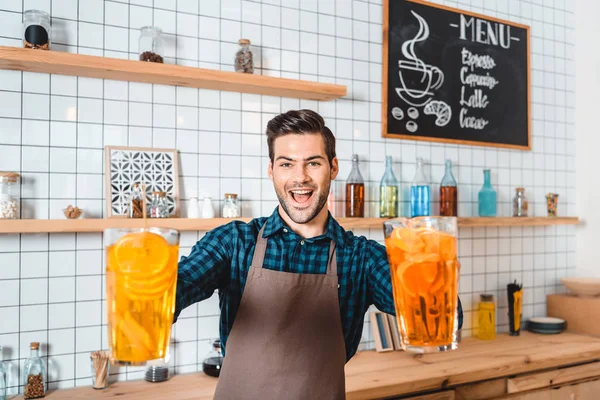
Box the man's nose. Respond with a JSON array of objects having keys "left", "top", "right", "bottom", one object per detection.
[{"left": 293, "top": 164, "right": 309, "bottom": 183}]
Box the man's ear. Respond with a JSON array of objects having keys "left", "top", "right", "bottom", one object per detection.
[
  {"left": 330, "top": 157, "right": 339, "bottom": 180},
  {"left": 268, "top": 161, "right": 274, "bottom": 181}
]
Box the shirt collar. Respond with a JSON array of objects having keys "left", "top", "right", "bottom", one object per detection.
[{"left": 262, "top": 207, "right": 346, "bottom": 247}]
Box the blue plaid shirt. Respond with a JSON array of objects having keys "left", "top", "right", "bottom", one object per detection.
[{"left": 175, "top": 208, "right": 463, "bottom": 361}]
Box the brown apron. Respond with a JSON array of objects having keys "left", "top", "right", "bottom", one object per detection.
[{"left": 213, "top": 224, "right": 347, "bottom": 400}]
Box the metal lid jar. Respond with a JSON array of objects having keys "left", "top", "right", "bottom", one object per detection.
[
  {"left": 0, "top": 172, "right": 20, "bottom": 219},
  {"left": 23, "top": 10, "right": 51, "bottom": 50},
  {"left": 222, "top": 193, "right": 240, "bottom": 218},
  {"left": 149, "top": 191, "right": 169, "bottom": 218},
  {"left": 513, "top": 187, "right": 528, "bottom": 217},
  {"left": 139, "top": 26, "right": 164, "bottom": 63}
]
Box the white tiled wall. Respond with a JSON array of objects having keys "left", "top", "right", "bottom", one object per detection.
[{"left": 0, "top": 0, "right": 575, "bottom": 394}]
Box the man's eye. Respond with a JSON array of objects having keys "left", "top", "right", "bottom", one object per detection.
[
  {"left": 308, "top": 162, "right": 321, "bottom": 167},
  {"left": 280, "top": 163, "right": 292, "bottom": 168}
]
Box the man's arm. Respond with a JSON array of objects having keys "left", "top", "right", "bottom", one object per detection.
[
  {"left": 366, "top": 241, "right": 463, "bottom": 330},
  {"left": 173, "top": 224, "right": 234, "bottom": 322}
]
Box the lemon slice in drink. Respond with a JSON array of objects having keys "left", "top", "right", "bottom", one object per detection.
[{"left": 114, "top": 231, "right": 170, "bottom": 274}]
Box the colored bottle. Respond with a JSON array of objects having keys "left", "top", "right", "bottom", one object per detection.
[
  {"left": 478, "top": 294, "right": 496, "bottom": 340},
  {"left": 410, "top": 158, "right": 430, "bottom": 217},
  {"left": 478, "top": 169, "right": 497, "bottom": 217},
  {"left": 439, "top": 159, "right": 457, "bottom": 217},
  {"left": 345, "top": 154, "right": 365, "bottom": 218},
  {"left": 379, "top": 156, "right": 399, "bottom": 218}
]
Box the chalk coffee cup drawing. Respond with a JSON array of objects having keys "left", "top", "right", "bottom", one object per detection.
[{"left": 395, "top": 60, "right": 444, "bottom": 107}]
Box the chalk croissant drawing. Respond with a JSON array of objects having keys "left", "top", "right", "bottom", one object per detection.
[
  {"left": 424, "top": 100, "right": 452, "bottom": 127},
  {"left": 395, "top": 11, "right": 445, "bottom": 108}
]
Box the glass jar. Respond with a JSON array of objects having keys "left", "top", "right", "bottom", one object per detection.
[
  {"left": 202, "top": 197, "right": 215, "bottom": 219},
  {"left": 128, "top": 183, "right": 145, "bottom": 218},
  {"left": 379, "top": 156, "right": 398, "bottom": 218},
  {"left": 345, "top": 154, "right": 365, "bottom": 218},
  {"left": 222, "top": 193, "right": 240, "bottom": 218},
  {"left": 477, "top": 294, "right": 496, "bottom": 340},
  {"left": 440, "top": 159, "right": 457, "bottom": 217},
  {"left": 513, "top": 188, "right": 528, "bottom": 217},
  {"left": 139, "top": 26, "right": 164, "bottom": 63},
  {"left": 0, "top": 346, "right": 7, "bottom": 400},
  {"left": 149, "top": 191, "right": 169, "bottom": 218},
  {"left": 478, "top": 169, "right": 497, "bottom": 217},
  {"left": 235, "top": 39, "right": 254, "bottom": 73},
  {"left": 23, "top": 342, "right": 46, "bottom": 399},
  {"left": 0, "top": 172, "right": 20, "bottom": 219},
  {"left": 23, "top": 10, "right": 51, "bottom": 50},
  {"left": 202, "top": 339, "right": 224, "bottom": 378}
]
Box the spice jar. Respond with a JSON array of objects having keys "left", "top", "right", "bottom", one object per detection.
[
  {"left": 477, "top": 294, "right": 496, "bottom": 340},
  {"left": 149, "top": 191, "right": 169, "bottom": 218},
  {"left": 23, "top": 342, "right": 46, "bottom": 399},
  {"left": 0, "top": 172, "right": 20, "bottom": 219},
  {"left": 139, "top": 26, "right": 164, "bottom": 63},
  {"left": 235, "top": 39, "right": 254, "bottom": 73},
  {"left": 222, "top": 193, "right": 240, "bottom": 218},
  {"left": 546, "top": 193, "right": 559, "bottom": 217},
  {"left": 512, "top": 188, "right": 528, "bottom": 217},
  {"left": 23, "top": 10, "right": 51, "bottom": 50},
  {"left": 128, "top": 183, "right": 145, "bottom": 218},
  {"left": 202, "top": 339, "right": 224, "bottom": 378}
]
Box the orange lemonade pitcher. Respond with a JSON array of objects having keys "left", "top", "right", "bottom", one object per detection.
[
  {"left": 105, "top": 227, "right": 180, "bottom": 365},
  {"left": 383, "top": 217, "right": 460, "bottom": 353}
]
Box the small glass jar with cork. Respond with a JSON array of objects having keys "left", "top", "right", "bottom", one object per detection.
[
  {"left": 235, "top": 39, "right": 254, "bottom": 73},
  {"left": 139, "top": 26, "right": 164, "bottom": 63},
  {"left": 23, "top": 10, "right": 51, "bottom": 50},
  {"left": 0, "top": 172, "right": 20, "bottom": 219},
  {"left": 222, "top": 193, "right": 240, "bottom": 218},
  {"left": 23, "top": 342, "right": 46, "bottom": 399},
  {"left": 149, "top": 191, "right": 169, "bottom": 218}
]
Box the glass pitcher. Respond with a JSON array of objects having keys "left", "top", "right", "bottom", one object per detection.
[
  {"left": 105, "top": 227, "right": 180, "bottom": 365},
  {"left": 383, "top": 217, "right": 460, "bottom": 353}
]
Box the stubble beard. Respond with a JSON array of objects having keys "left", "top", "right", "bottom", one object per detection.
[{"left": 275, "top": 180, "right": 331, "bottom": 224}]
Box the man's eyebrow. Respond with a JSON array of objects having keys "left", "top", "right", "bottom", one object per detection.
[{"left": 274, "top": 155, "right": 326, "bottom": 162}]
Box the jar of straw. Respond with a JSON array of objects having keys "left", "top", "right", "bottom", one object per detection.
[{"left": 90, "top": 351, "right": 110, "bottom": 389}]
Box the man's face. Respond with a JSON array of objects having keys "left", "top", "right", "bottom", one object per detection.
[{"left": 268, "top": 133, "right": 339, "bottom": 224}]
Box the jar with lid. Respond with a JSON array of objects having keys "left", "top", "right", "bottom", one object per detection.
[
  {"left": 513, "top": 188, "right": 528, "bottom": 217},
  {"left": 235, "top": 39, "right": 254, "bottom": 73},
  {"left": 202, "top": 339, "right": 224, "bottom": 378},
  {"left": 23, "top": 342, "right": 46, "bottom": 399},
  {"left": 0, "top": 172, "right": 20, "bottom": 219},
  {"left": 222, "top": 193, "right": 240, "bottom": 218},
  {"left": 149, "top": 191, "right": 169, "bottom": 218},
  {"left": 23, "top": 10, "right": 51, "bottom": 50},
  {"left": 139, "top": 26, "right": 164, "bottom": 63},
  {"left": 128, "top": 183, "right": 145, "bottom": 218},
  {"left": 477, "top": 294, "right": 496, "bottom": 340}
]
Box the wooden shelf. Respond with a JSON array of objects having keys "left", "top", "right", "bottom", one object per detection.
[
  {"left": 0, "top": 217, "right": 579, "bottom": 234},
  {"left": 0, "top": 46, "right": 346, "bottom": 101}
]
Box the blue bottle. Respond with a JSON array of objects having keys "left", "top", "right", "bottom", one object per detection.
[
  {"left": 478, "top": 169, "right": 497, "bottom": 217},
  {"left": 410, "top": 158, "right": 430, "bottom": 217}
]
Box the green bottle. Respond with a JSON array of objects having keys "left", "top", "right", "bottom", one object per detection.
[{"left": 379, "top": 156, "right": 399, "bottom": 218}]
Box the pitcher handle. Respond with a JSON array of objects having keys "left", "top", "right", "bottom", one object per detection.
[{"left": 430, "top": 67, "right": 444, "bottom": 90}]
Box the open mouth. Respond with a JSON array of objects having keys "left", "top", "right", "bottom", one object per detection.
[{"left": 289, "top": 188, "right": 314, "bottom": 208}]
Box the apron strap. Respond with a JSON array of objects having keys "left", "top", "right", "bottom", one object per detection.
[{"left": 251, "top": 222, "right": 338, "bottom": 278}]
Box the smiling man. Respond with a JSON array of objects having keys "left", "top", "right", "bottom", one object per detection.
[{"left": 174, "top": 109, "right": 462, "bottom": 399}]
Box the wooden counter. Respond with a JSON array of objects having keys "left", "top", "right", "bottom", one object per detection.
[{"left": 11, "top": 332, "right": 600, "bottom": 399}]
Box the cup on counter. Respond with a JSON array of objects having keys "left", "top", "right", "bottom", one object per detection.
[{"left": 90, "top": 351, "right": 110, "bottom": 389}]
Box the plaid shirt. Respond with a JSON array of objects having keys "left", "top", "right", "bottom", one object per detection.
[{"left": 175, "top": 208, "right": 463, "bottom": 361}]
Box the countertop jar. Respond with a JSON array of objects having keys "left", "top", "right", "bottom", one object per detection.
[
  {"left": 139, "top": 26, "right": 164, "bottom": 63},
  {"left": 0, "top": 172, "right": 20, "bottom": 219},
  {"left": 222, "top": 193, "right": 240, "bottom": 218},
  {"left": 23, "top": 342, "right": 46, "bottom": 399},
  {"left": 23, "top": 10, "right": 51, "bottom": 50},
  {"left": 149, "top": 191, "right": 169, "bottom": 218},
  {"left": 513, "top": 188, "right": 528, "bottom": 217}
]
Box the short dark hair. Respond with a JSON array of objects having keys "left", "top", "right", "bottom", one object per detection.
[{"left": 266, "top": 109, "right": 336, "bottom": 165}]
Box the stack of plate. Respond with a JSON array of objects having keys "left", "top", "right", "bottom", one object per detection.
[
  {"left": 527, "top": 317, "right": 566, "bottom": 334},
  {"left": 145, "top": 365, "right": 170, "bottom": 383}
]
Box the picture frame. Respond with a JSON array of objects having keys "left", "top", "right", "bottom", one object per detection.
[
  {"left": 104, "top": 146, "right": 180, "bottom": 218},
  {"left": 387, "top": 314, "right": 403, "bottom": 351},
  {"left": 370, "top": 312, "right": 394, "bottom": 353}
]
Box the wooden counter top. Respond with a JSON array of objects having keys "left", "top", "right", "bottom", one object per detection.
[{"left": 12, "top": 332, "right": 600, "bottom": 399}]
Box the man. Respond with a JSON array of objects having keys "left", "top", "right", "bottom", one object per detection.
[{"left": 174, "top": 109, "right": 462, "bottom": 399}]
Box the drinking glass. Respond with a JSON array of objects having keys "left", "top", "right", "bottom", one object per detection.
[
  {"left": 105, "top": 227, "right": 180, "bottom": 365},
  {"left": 383, "top": 217, "right": 460, "bottom": 353}
]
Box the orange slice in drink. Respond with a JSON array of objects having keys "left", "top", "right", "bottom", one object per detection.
[
  {"left": 439, "top": 233, "right": 457, "bottom": 261},
  {"left": 391, "top": 228, "right": 425, "bottom": 253},
  {"left": 113, "top": 231, "right": 170, "bottom": 274},
  {"left": 398, "top": 260, "right": 439, "bottom": 298}
]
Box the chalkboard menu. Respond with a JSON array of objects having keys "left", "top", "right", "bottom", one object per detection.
[{"left": 382, "top": 0, "right": 531, "bottom": 149}]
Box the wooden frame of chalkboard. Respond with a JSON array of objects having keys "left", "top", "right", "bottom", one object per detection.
[{"left": 382, "top": 0, "right": 531, "bottom": 150}]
